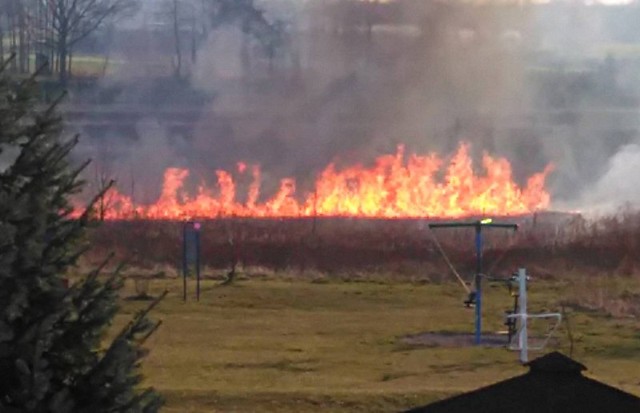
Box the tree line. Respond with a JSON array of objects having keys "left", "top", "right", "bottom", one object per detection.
[
  {"left": 0, "top": 0, "right": 280, "bottom": 84},
  {"left": 0, "top": 0, "right": 138, "bottom": 84}
]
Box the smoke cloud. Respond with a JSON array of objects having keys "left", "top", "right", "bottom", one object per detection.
[
  {"left": 572, "top": 141, "right": 640, "bottom": 213},
  {"left": 68, "top": 0, "right": 640, "bottom": 211}
]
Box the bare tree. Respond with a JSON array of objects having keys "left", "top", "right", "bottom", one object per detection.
[
  {"left": 159, "top": 0, "right": 205, "bottom": 78},
  {"left": 47, "top": 0, "right": 139, "bottom": 84},
  {"left": 207, "top": 0, "right": 287, "bottom": 73},
  {"left": 2, "top": 0, "right": 22, "bottom": 73},
  {"left": 160, "top": 0, "right": 283, "bottom": 78},
  {"left": 162, "top": 0, "right": 192, "bottom": 78},
  {"left": 0, "top": 2, "right": 5, "bottom": 66}
]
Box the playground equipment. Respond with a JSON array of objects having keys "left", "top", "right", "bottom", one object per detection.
[
  {"left": 429, "top": 220, "right": 561, "bottom": 361},
  {"left": 506, "top": 268, "right": 562, "bottom": 363},
  {"left": 429, "top": 219, "right": 518, "bottom": 345}
]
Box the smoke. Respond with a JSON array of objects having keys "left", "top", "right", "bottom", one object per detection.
[
  {"left": 69, "top": 0, "right": 640, "bottom": 210},
  {"left": 74, "top": 118, "right": 191, "bottom": 204},
  {"left": 572, "top": 142, "right": 640, "bottom": 213},
  {"left": 188, "top": 1, "right": 538, "bottom": 176}
]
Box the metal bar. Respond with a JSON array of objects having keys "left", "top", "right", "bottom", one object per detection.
[
  {"left": 428, "top": 221, "right": 518, "bottom": 230},
  {"left": 475, "top": 224, "right": 482, "bottom": 345},
  {"left": 196, "top": 223, "right": 201, "bottom": 302},
  {"left": 429, "top": 222, "right": 480, "bottom": 228},
  {"left": 524, "top": 313, "right": 563, "bottom": 319},
  {"left": 508, "top": 290, "right": 518, "bottom": 344},
  {"left": 182, "top": 222, "right": 187, "bottom": 302},
  {"left": 518, "top": 268, "right": 528, "bottom": 363},
  {"left": 482, "top": 223, "right": 519, "bottom": 229},
  {"left": 529, "top": 314, "right": 562, "bottom": 351}
]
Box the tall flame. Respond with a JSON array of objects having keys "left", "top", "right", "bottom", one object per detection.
[{"left": 92, "top": 142, "right": 553, "bottom": 220}]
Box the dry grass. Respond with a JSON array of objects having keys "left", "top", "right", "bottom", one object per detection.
[
  {"left": 84, "top": 210, "right": 640, "bottom": 281},
  {"left": 83, "top": 210, "right": 640, "bottom": 411},
  {"left": 112, "top": 276, "right": 640, "bottom": 412}
]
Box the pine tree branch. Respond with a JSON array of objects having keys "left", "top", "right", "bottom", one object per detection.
[
  {"left": 18, "top": 62, "right": 56, "bottom": 88},
  {"left": 114, "top": 290, "right": 168, "bottom": 343},
  {"left": 44, "top": 91, "right": 69, "bottom": 117},
  {"left": 138, "top": 320, "right": 163, "bottom": 346},
  {"left": 48, "top": 136, "right": 80, "bottom": 169},
  {"left": 85, "top": 252, "right": 116, "bottom": 285},
  {"left": 76, "top": 179, "right": 115, "bottom": 223}
]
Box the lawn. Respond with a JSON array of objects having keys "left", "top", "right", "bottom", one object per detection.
[
  {"left": 2, "top": 52, "right": 123, "bottom": 77},
  {"left": 115, "top": 275, "right": 640, "bottom": 412}
]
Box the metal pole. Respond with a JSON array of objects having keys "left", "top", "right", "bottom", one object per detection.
[
  {"left": 475, "top": 224, "right": 482, "bottom": 345},
  {"left": 196, "top": 223, "right": 201, "bottom": 302},
  {"left": 182, "top": 222, "right": 187, "bottom": 302},
  {"left": 518, "top": 268, "right": 528, "bottom": 363}
]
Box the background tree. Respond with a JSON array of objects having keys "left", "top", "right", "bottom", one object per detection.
[
  {"left": 46, "top": 0, "right": 139, "bottom": 84},
  {"left": 0, "top": 0, "right": 25, "bottom": 73},
  {"left": 160, "top": 0, "right": 284, "bottom": 78},
  {"left": 0, "top": 58, "right": 163, "bottom": 411},
  {"left": 160, "top": 0, "right": 202, "bottom": 78}
]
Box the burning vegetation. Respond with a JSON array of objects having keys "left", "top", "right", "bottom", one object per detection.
[{"left": 88, "top": 142, "right": 552, "bottom": 220}]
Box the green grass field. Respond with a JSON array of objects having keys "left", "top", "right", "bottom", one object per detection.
[
  {"left": 115, "top": 275, "right": 640, "bottom": 412},
  {"left": 2, "top": 52, "right": 122, "bottom": 77}
]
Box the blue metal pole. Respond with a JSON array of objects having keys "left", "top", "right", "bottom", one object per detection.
[
  {"left": 475, "top": 224, "right": 482, "bottom": 345},
  {"left": 195, "top": 223, "right": 201, "bottom": 302},
  {"left": 429, "top": 219, "right": 516, "bottom": 345},
  {"left": 182, "top": 222, "right": 187, "bottom": 302}
]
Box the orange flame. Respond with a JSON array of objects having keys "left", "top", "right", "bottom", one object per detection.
[{"left": 91, "top": 143, "right": 553, "bottom": 220}]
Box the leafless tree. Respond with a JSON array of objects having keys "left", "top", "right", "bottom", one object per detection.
[
  {"left": 207, "top": 0, "right": 287, "bottom": 73},
  {"left": 160, "top": 0, "right": 284, "bottom": 78},
  {"left": 170, "top": 0, "right": 183, "bottom": 78},
  {"left": 1, "top": 0, "right": 24, "bottom": 73},
  {"left": 161, "top": 0, "right": 195, "bottom": 78},
  {"left": 159, "top": 0, "right": 206, "bottom": 78},
  {"left": 0, "top": 2, "right": 5, "bottom": 67},
  {"left": 46, "top": 0, "right": 139, "bottom": 84}
]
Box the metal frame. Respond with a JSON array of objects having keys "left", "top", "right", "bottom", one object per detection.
[
  {"left": 429, "top": 219, "right": 518, "bottom": 345},
  {"left": 506, "top": 268, "right": 562, "bottom": 363}
]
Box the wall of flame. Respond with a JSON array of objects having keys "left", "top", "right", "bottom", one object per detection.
[{"left": 87, "top": 142, "right": 553, "bottom": 220}]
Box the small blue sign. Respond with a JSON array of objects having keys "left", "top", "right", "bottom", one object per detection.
[{"left": 184, "top": 222, "right": 200, "bottom": 267}]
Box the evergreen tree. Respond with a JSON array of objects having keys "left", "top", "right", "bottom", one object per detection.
[{"left": 0, "top": 58, "right": 163, "bottom": 412}]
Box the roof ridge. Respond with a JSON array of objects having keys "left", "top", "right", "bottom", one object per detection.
[{"left": 525, "top": 351, "right": 587, "bottom": 374}]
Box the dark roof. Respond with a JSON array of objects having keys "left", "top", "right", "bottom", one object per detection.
[
  {"left": 405, "top": 352, "right": 640, "bottom": 413},
  {"left": 525, "top": 351, "right": 586, "bottom": 374}
]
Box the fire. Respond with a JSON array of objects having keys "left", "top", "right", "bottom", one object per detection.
[{"left": 91, "top": 143, "right": 553, "bottom": 220}]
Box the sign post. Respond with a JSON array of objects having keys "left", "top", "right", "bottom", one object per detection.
[{"left": 182, "top": 221, "right": 202, "bottom": 302}]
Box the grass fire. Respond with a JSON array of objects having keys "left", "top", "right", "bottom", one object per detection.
[
  {"left": 90, "top": 142, "right": 553, "bottom": 220},
  {"left": 3, "top": 0, "right": 640, "bottom": 412}
]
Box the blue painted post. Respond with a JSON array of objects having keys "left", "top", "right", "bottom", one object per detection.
[
  {"left": 195, "top": 222, "right": 201, "bottom": 302},
  {"left": 475, "top": 224, "right": 482, "bottom": 345},
  {"left": 182, "top": 222, "right": 188, "bottom": 302}
]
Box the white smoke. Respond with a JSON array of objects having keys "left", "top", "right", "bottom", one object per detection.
[{"left": 576, "top": 142, "right": 640, "bottom": 213}]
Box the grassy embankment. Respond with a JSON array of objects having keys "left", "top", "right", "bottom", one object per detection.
[{"left": 114, "top": 274, "right": 640, "bottom": 412}]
